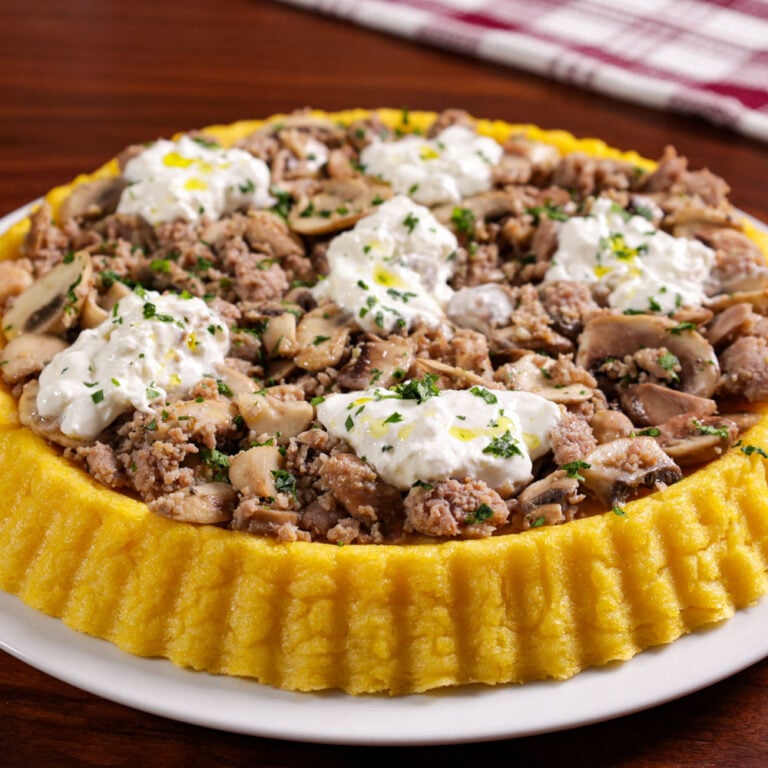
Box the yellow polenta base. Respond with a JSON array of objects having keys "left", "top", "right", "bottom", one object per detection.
[{"left": 1, "top": 110, "right": 768, "bottom": 695}]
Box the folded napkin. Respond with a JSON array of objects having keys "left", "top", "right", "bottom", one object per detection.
[{"left": 279, "top": 0, "right": 768, "bottom": 142}]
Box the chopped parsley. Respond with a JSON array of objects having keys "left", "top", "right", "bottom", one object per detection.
[
  {"left": 560, "top": 460, "right": 591, "bottom": 481},
  {"left": 402, "top": 212, "right": 419, "bottom": 234},
  {"left": 271, "top": 469, "right": 297, "bottom": 499},
  {"left": 216, "top": 379, "right": 233, "bottom": 397},
  {"left": 311, "top": 335, "right": 331, "bottom": 346},
  {"left": 669, "top": 321, "right": 697, "bottom": 335},
  {"left": 90, "top": 390, "right": 104, "bottom": 404},
  {"left": 392, "top": 374, "right": 440, "bottom": 404},
  {"left": 740, "top": 444, "right": 768, "bottom": 458},
  {"left": 383, "top": 412, "right": 403, "bottom": 424},
  {"left": 142, "top": 302, "right": 175, "bottom": 323},
  {"left": 464, "top": 503, "right": 495, "bottom": 526},
  {"left": 526, "top": 201, "right": 569, "bottom": 223},
  {"left": 469, "top": 386, "right": 498, "bottom": 405},
  {"left": 612, "top": 506, "right": 627, "bottom": 517},
  {"left": 693, "top": 420, "right": 730, "bottom": 440},
  {"left": 345, "top": 415, "right": 354, "bottom": 431},
  {"left": 482, "top": 431, "right": 523, "bottom": 459},
  {"left": 450, "top": 206, "right": 475, "bottom": 237},
  {"left": 310, "top": 395, "right": 325, "bottom": 407},
  {"left": 412, "top": 480, "right": 433, "bottom": 491},
  {"left": 657, "top": 352, "right": 680, "bottom": 382}
]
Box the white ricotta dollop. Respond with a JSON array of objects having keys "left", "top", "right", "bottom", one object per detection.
[
  {"left": 544, "top": 198, "right": 716, "bottom": 314},
  {"left": 360, "top": 125, "right": 504, "bottom": 206},
  {"left": 316, "top": 386, "right": 561, "bottom": 492},
  {"left": 117, "top": 135, "right": 274, "bottom": 225},
  {"left": 36, "top": 290, "right": 230, "bottom": 440},
  {"left": 313, "top": 195, "right": 458, "bottom": 333}
]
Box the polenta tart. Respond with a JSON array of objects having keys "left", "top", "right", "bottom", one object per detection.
[{"left": 1, "top": 109, "right": 768, "bottom": 695}]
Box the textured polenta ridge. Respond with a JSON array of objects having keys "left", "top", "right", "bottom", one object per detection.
[{"left": 0, "top": 111, "right": 767, "bottom": 695}]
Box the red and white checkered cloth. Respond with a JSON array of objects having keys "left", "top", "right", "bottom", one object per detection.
[{"left": 278, "top": 0, "right": 768, "bottom": 142}]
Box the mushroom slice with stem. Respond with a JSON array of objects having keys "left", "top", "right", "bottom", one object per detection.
[
  {"left": 619, "top": 383, "right": 717, "bottom": 427},
  {"left": 338, "top": 334, "right": 415, "bottom": 390},
  {"left": 496, "top": 351, "right": 595, "bottom": 404},
  {"left": 704, "top": 302, "right": 754, "bottom": 350},
  {"left": 235, "top": 391, "right": 314, "bottom": 442},
  {"left": 2, "top": 251, "right": 93, "bottom": 339},
  {"left": 288, "top": 178, "right": 393, "bottom": 236},
  {"left": 17, "top": 380, "right": 85, "bottom": 449},
  {"left": 229, "top": 444, "right": 283, "bottom": 499},
  {"left": 150, "top": 483, "right": 237, "bottom": 525},
  {"left": 654, "top": 414, "right": 738, "bottom": 466},
  {"left": 576, "top": 314, "right": 720, "bottom": 398},
  {"left": 0, "top": 333, "right": 68, "bottom": 385},
  {"left": 294, "top": 304, "right": 351, "bottom": 371},
  {"left": 581, "top": 436, "right": 683, "bottom": 508},
  {"left": 590, "top": 409, "right": 635, "bottom": 444},
  {"left": 432, "top": 190, "right": 523, "bottom": 228},
  {"left": 413, "top": 357, "right": 499, "bottom": 391},
  {"left": 58, "top": 177, "right": 128, "bottom": 221},
  {"left": 517, "top": 470, "right": 583, "bottom": 521}
]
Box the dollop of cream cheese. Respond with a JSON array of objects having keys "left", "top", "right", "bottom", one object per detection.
[
  {"left": 544, "top": 198, "right": 716, "bottom": 314},
  {"left": 360, "top": 125, "right": 504, "bottom": 206},
  {"left": 117, "top": 135, "right": 274, "bottom": 225},
  {"left": 316, "top": 386, "right": 561, "bottom": 492},
  {"left": 313, "top": 195, "right": 458, "bottom": 333},
  {"left": 37, "top": 290, "right": 230, "bottom": 439}
]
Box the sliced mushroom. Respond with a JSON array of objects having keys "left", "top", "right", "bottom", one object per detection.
[
  {"left": 0, "top": 333, "right": 68, "bottom": 384},
  {"left": 706, "top": 286, "right": 768, "bottom": 315},
  {"left": 517, "top": 470, "right": 582, "bottom": 514},
  {"left": 213, "top": 363, "right": 258, "bottom": 396},
  {"left": 496, "top": 352, "right": 594, "bottom": 404},
  {"left": 235, "top": 391, "right": 314, "bottom": 441},
  {"left": 288, "top": 178, "right": 393, "bottom": 236},
  {"left": 242, "top": 210, "right": 304, "bottom": 260},
  {"left": 232, "top": 503, "right": 301, "bottom": 536},
  {"left": 338, "top": 334, "right": 415, "bottom": 390},
  {"left": 168, "top": 398, "right": 238, "bottom": 435},
  {"left": 576, "top": 314, "right": 719, "bottom": 398},
  {"left": 229, "top": 445, "right": 283, "bottom": 498},
  {"left": 17, "top": 380, "right": 84, "bottom": 449},
  {"left": 294, "top": 304, "right": 351, "bottom": 371},
  {"left": 0, "top": 260, "right": 33, "bottom": 307},
  {"left": 413, "top": 357, "right": 499, "bottom": 390},
  {"left": 654, "top": 414, "right": 738, "bottom": 466},
  {"left": 581, "top": 437, "right": 683, "bottom": 508},
  {"left": 58, "top": 177, "right": 128, "bottom": 221},
  {"left": 3, "top": 251, "right": 93, "bottom": 340},
  {"left": 705, "top": 302, "right": 753, "bottom": 350},
  {"left": 80, "top": 291, "right": 109, "bottom": 329},
  {"left": 618, "top": 383, "right": 717, "bottom": 427},
  {"left": 433, "top": 190, "right": 522, "bottom": 227},
  {"left": 590, "top": 409, "right": 635, "bottom": 444},
  {"left": 256, "top": 307, "right": 299, "bottom": 359},
  {"left": 151, "top": 483, "right": 237, "bottom": 524},
  {"left": 256, "top": 113, "right": 346, "bottom": 142}
]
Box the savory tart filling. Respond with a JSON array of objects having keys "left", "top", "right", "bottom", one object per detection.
[{"left": 2, "top": 109, "right": 767, "bottom": 545}]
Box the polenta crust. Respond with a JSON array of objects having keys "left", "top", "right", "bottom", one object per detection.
[{"left": 1, "top": 110, "right": 767, "bottom": 695}]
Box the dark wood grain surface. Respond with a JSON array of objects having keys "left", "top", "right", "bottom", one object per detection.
[{"left": 1, "top": 1, "right": 767, "bottom": 764}]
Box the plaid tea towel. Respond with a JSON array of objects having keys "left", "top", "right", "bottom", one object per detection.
[{"left": 278, "top": 0, "right": 768, "bottom": 142}]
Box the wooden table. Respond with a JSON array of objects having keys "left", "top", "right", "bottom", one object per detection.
[{"left": 1, "top": 1, "right": 766, "bottom": 764}]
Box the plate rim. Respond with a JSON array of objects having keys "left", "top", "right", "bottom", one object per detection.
[{"left": 1, "top": 202, "right": 767, "bottom": 746}]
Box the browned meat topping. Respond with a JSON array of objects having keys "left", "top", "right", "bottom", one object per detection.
[{"left": 2, "top": 109, "right": 767, "bottom": 545}]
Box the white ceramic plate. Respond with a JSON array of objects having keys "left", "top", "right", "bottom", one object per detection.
[{"left": 1, "top": 203, "right": 768, "bottom": 746}]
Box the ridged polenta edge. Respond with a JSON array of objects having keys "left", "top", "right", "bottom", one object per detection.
[{"left": 1, "top": 110, "right": 767, "bottom": 695}]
